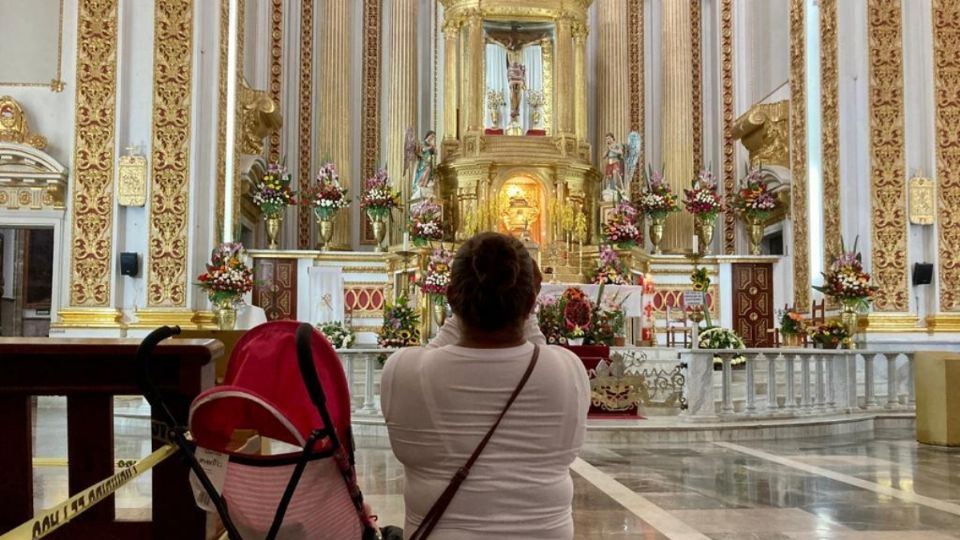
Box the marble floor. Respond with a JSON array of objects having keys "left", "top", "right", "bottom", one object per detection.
[{"left": 27, "top": 397, "right": 960, "bottom": 539}]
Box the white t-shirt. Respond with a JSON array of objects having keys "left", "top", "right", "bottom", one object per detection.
[
  {"left": 427, "top": 314, "right": 546, "bottom": 349},
  {"left": 381, "top": 342, "right": 590, "bottom": 539}
]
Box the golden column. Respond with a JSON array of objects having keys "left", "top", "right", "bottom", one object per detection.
[
  {"left": 461, "top": 10, "right": 485, "bottom": 134},
  {"left": 596, "top": 0, "right": 630, "bottom": 158},
  {"left": 442, "top": 18, "right": 461, "bottom": 143},
  {"left": 554, "top": 14, "right": 575, "bottom": 137},
  {"left": 319, "top": 0, "right": 354, "bottom": 248},
  {"left": 387, "top": 0, "right": 419, "bottom": 241},
  {"left": 573, "top": 22, "right": 588, "bottom": 140},
  {"left": 661, "top": 0, "right": 695, "bottom": 252}
]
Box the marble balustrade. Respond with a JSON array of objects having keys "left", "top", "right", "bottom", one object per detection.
[{"left": 682, "top": 348, "right": 917, "bottom": 421}]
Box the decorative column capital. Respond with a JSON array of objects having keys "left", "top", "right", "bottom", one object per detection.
[
  {"left": 442, "top": 17, "right": 463, "bottom": 35},
  {"left": 572, "top": 22, "right": 588, "bottom": 42}
]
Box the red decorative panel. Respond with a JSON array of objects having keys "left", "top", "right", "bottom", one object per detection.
[
  {"left": 732, "top": 263, "right": 774, "bottom": 347},
  {"left": 650, "top": 288, "right": 717, "bottom": 315},
  {"left": 344, "top": 285, "right": 385, "bottom": 315},
  {"left": 253, "top": 258, "right": 298, "bottom": 321}
]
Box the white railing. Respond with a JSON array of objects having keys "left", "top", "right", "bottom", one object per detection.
[
  {"left": 337, "top": 349, "right": 394, "bottom": 416},
  {"left": 681, "top": 348, "right": 917, "bottom": 420}
]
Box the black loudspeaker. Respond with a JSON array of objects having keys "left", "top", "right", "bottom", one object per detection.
[
  {"left": 120, "top": 252, "right": 139, "bottom": 277},
  {"left": 913, "top": 263, "right": 933, "bottom": 286}
]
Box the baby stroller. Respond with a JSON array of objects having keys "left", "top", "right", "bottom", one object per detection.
[{"left": 136, "top": 321, "right": 380, "bottom": 540}]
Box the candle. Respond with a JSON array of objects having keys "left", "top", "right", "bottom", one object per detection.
[
  {"left": 692, "top": 234, "right": 699, "bottom": 254},
  {"left": 402, "top": 232, "right": 409, "bottom": 252}
]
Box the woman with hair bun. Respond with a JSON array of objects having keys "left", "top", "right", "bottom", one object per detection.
[{"left": 381, "top": 232, "right": 590, "bottom": 539}]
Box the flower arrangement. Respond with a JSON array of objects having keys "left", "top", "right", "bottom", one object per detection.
[
  {"left": 690, "top": 267, "right": 710, "bottom": 292},
  {"left": 359, "top": 168, "right": 401, "bottom": 220},
  {"left": 638, "top": 167, "right": 680, "bottom": 218},
  {"left": 196, "top": 242, "right": 254, "bottom": 305},
  {"left": 591, "top": 246, "right": 630, "bottom": 285},
  {"left": 317, "top": 321, "right": 355, "bottom": 349},
  {"left": 536, "top": 286, "right": 625, "bottom": 346},
  {"left": 684, "top": 168, "right": 724, "bottom": 219},
  {"left": 698, "top": 327, "right": 746, "bottom": 367},
  {"left": 301, "top": 162, "right": 349, "bottom": 220},
  {"left": 813, "top": 237, "right": 878, "bottom": 312},
  {"left": 808, "top": 320, "right": 850, "bottom": 349},
  {"left": 729, "top": 167, "right": 780, "bottom": 221},
  {"left": 378, "top": 296, "right": 420, "bottom": 348},
  {"left": 418, "top": 247, "right": 453, "bottom": 305},
  {"left": 601, "top": 202, "right": 642, "bottom": 248},
  {"left": 778, "top": 307, "right": 805, "bottom": 337},
  {"left": 409, "top": 200, "right": 444, "bottom": 246},
  {"left": 252, "top": 163, "right": 296, "bottom": 216}
]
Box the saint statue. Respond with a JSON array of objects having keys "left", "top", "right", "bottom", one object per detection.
[
  {"left": 404, "top": 129, "right": 437, "bottom": 201},
  {"left": 505, "top": 48, "right": 526, "bottom": 122},
  {"left": 601, "top": 131, "right": 642, "bottom": 202},
  {"left": 486, "top": 25, "right": 550, "bottom": 124}
]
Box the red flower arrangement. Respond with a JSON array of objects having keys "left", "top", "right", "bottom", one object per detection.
[
  {"left": 684, "top": 169, "right": 724, "bottom": 218},
  {"left": 601, "top": 202, "right": 642, "bottom": 249}
]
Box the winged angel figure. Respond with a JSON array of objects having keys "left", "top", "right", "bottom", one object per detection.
[
  {"left": 602, "top": 131, "right": 642, "bottom": 202},
  {"left": 403, "top": 128, "right": 437, "bottom": 202}
]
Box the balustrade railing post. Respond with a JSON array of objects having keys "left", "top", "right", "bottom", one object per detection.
[
  {"left": 785, "top": 355, "right": 797, "bottom": 410},
  {"left": 746, "top": 354, "right": 759, "bottom": 414},
  {"left": 886, "top": 353, "right": 900, "bottom": 409},
  {"left": 815, "top": 355, "right": 826, "bottom": 410},
  {"left": 767, "top": 354, "right": 780, "bottom": 412},
  {"left": 345, "top": 355, "right": 357, "bottom": 411},
  {"left": 827, "top": 353, "right": 836, "bottom": 409},
  {"left": 722, "top": 355, "right": 734, "bottom": 415},
  {"left": 850, "top": 353, "right": 861, "bottom": 410},
  {"left": 864, "top": 354, "right": 878, "bottom": 408},
  {"left": 801, "top": 354, "right": 812, "bottom": 412},
  {"left": 907, "top": 353, "right": 916, "bottom": 408},
  {"left": 359, "top": 354, "right": 379, "bottom": 414}
]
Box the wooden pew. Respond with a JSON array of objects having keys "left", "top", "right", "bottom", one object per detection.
[{"left": 0, "top": 337, "right": 221, "bottom": 539}]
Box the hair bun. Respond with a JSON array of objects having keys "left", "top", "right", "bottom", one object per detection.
[{"left": 471, "top": 236, "right": 519, "bottom": 287}]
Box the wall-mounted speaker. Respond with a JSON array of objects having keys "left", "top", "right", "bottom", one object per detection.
[
  {"left": 120, "top": 252, "right": 139, "bottom": 277},
  {"left": 913, "top": 262, "right": 933, "bottom": 286}
]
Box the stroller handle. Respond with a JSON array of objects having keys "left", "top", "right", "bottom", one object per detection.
[{"left": 135, "top": 325, "right": 182, "bottom": 428}]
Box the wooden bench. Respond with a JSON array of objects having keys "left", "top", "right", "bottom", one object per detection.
[{"left": 0, "top": 337, "right": 221, "bottom": 539}]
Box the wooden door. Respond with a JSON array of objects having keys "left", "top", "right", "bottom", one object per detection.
[
  {"left": 253, "top": 258, "right": 298, "bottom": 320},
  {"left": 732, "top": 263, "right": 774, "bottom": 347}
]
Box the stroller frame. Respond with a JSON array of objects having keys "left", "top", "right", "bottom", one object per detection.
[{"left": 135, "top": 323, "right": 376, "bottom": 540}]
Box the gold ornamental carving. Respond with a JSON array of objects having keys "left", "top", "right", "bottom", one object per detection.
[
  {"left": 147, "top": 0, "right": 194, "bottom": 308},
  {"left": 0, "top": 96, "right": 47, "bottom": 150},
  {"left": 360, "top": 0, "right": 383, "bottom": 245},
  {"left": 690, "top": 0, "right": 702, "bottom": 169},
  {"left": 117, "top": 146, "right": 147, "bottom": 207},
  {"left": 821, "top": 0, "right": 842, "bottom": 266},
  {"left": 239, "top": 81, "right": 282, "bottom": 156},
  {"left": 933, "top": 0, "right": 960, "bottom": 312},
  {"left": 627, "top": 0, "right": 643, "bottom": 134},
  {"left": 721, "top": 0, "right": 736, "bottom": 255},
  {"left": 268, "top": 0, "right": 283, "bottom": 163},
  {"left": 732, "top": 101, "right": 790, "bottom": 169},
  {"left": 297, "top": 0, "right": 313, "bottom": 249},
  {"left": 790, "top": 0, "right": 810, "bottom": 311},
  {"left": 908, "top": 175, "right": 934, "bottom": 226},
  {"left": 867, "top": 0, "right": 908, "bottom": 313},
  {"left": 68, "top": 0, "right": 119, "bottom": 307}
]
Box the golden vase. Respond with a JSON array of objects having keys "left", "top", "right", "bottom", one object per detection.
[
  {"left": 371, "top": 217, "right": 387, "bottom": 252},
  {"left": 216, "top": 299, "right": 237, "bottom": 331},
  {"left": 318, "top": 218, "right": 335, "bottom": 251},
  {"left": 747, "top": 216, "right": 765, "bottom": 256},
  {"left": 432, "top": 300, "right": 448, "bottom": 329},
  {"left": 649, "top": 215, "right": 665, "bottom": 255},
  {"left": 695, "top": 215, "right": 716, "bottom": 255},
  {"left": 265, "top": 214, "right": 282, "bottom": 250},
  {"left": 783, "top": 332, "right": 803, "bottom": 348},
  {"left": 840, "top": 302, "right": 860, "bottom": 349}
]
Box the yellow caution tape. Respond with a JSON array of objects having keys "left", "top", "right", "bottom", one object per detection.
[{"left": 0, "top": 444, "right": 178, "bottom": 540}]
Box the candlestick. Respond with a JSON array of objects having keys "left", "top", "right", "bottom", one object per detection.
[
  {"left": 692, "top": 234, "right": 699, "bottom": 254},
  {"left": 402, "top": 232, "right": 409, "bottom": 252}
]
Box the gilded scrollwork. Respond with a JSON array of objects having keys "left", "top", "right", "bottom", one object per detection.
[
  {"left": 147, "top": 0, "right": 194, "bottom": 307},
  {"left": 0, "top": 96, "right": 48, "bottom": 150},
  {"left": 268, "top": 0, "right": 283, "bottom": 164},
  {"left": 360, "top": 0, "right": 382, "bottom": 244},
  {"left": 821, "top": 0, "right": 842, "bottom": 268},
  {"left": 721, "top": 0, "right": 736, "bottom": 255},
  {"left": 239, "top": 81, "right": 282, "bottom": 156},
  {"left": 790, "top": 0, "right": 810, "bottom": 310},
  {"left": 298, "top": 0, "right": 314, "bottom": 249},
  {"left": 627, "top": 0, "right": 643, "bottom": 135},
  {"left": 732, "top": 101, "right": 790, "bottom": 168},
  {"left": 691, "top": 0, "right": 702, "bottom": 169},
  {"left": 933, "top": 0, "right": 960, "bottom": 311},
  {"left": 68, "top": 0, "right": 118, "bottom": 307},
  {"left": 867, "top": 0, "right": 908, "bottom": 312}
]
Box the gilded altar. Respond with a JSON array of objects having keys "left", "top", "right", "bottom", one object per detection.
[{"left": 437, "top": 0, "right": 598, "bottom": 245}]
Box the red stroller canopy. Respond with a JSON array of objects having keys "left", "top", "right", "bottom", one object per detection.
[{"left": 189, "top": 321, "right": 352, "bottom": 454}]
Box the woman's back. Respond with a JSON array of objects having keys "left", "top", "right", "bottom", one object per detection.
[{"left": 381, "top": 342, "right": 589, "bottom": 539}]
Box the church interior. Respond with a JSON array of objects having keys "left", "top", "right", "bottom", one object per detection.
[{"left": 2, "top": 0, "right": 960, "bottom": 538}]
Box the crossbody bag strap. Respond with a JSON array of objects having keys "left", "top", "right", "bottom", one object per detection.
[{"left": 408, "top": 345, "right": 540, "bottom": 540}]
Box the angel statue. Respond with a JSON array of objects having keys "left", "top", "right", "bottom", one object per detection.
[
  {"left": 602, "top": 131, "right": 642, "bottom": 202},
  {"left": 404, "top": 129, "right": 437, "bottom": 202}
]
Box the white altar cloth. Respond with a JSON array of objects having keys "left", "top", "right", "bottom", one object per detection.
[
  {"left": 539, "top": 284, "right": 647, "bottom": 317},
  {"left": 309, "top": 266, "right": 345, "bottom": 324}
]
